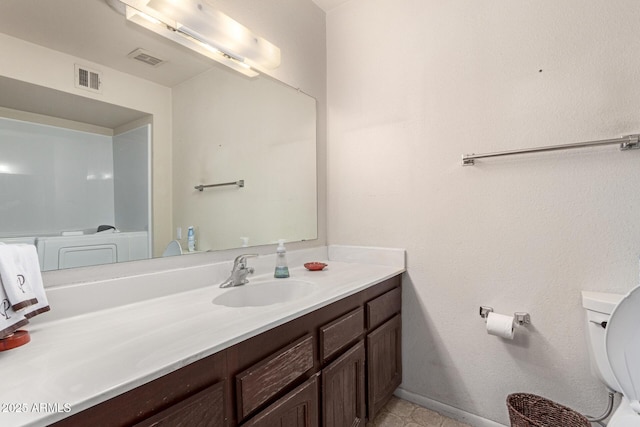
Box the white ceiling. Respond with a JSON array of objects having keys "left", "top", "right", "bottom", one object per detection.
[{"left": 311, "top": 0, "right": 351, "bottom": 12}]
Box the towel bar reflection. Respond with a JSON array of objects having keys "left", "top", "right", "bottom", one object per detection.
[
  {"left": 462, "top": 134, "right": 640, "bottom": 166},
  {"left": 194, "top": 180, "right": 245, "bottom": 191}
]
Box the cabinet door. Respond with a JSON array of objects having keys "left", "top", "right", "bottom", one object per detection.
[
  {"left": 322, "top": 340, "right": 366, "bottom": 427},
  {"left": 366, "top": 315, "right": 402, "bottom": 420},
  {"left": 134, "top": 381, "right": 225, "bottom": 427},
  {"left": 242, "top": 374, "right": 319, "bottom": 427}
]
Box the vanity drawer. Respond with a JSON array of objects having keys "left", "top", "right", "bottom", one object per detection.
[
  {"left": 133, "top": 381, "right": 224, "bottom": 427},
  {"left": 366, "top": 287, "right": 401, "bottom": 330},
  {"left": 319, "top": 307, "right": 364, "bottom": 363},
  {"left": 236, "top": 334, "right": 314, "bottom": 420},
  {"left": 243, "top": 373, "right": 320, "bottom": 427}
]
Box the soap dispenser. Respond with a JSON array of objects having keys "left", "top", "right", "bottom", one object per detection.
[{"left": 274, "top": 239, "right": 290, "bottom": 278}]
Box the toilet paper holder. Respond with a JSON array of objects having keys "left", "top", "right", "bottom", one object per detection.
[{"left": 479, "top": 306, "right": 531, "bottom": 325}]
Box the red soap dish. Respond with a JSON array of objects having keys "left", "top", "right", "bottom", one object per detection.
[
  {"left": 0, "top": 330, "right": 30, "bottom": 351},
  {"left": 304, "top": 262, "right": 328, "bottom": 271}
]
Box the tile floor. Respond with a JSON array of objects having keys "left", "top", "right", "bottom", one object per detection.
[{"left": 369, "top": 396, "right": 472, "bottom": 427}]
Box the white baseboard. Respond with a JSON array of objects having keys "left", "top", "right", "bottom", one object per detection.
[{"left": 394, "top": 388, "right": 507, "bottom": 427}]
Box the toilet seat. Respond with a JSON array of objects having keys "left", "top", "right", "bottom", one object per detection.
[
  {"left": 162, "top": 240, "right": 183, "bottom": 257},
  {"left": 605, "top": 284, "right": 640, "bottom": 416}
]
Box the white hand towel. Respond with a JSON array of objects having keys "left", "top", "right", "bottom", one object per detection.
[
  {"left": 0, "top": 283, "right": 28, "bottom": 339},
  {"left": 13, "top": 245, "right": 50, "bottom": 319},
  {"left": 0, "top": 244, "right": 38, "bottom": 311}
]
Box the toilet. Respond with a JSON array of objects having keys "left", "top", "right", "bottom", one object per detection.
[
  {"left": 582, "top": 286, "right": 640, "bottom": 426},
  {"left": 162, "top": 240, "right": 183, "bottom": 257}
]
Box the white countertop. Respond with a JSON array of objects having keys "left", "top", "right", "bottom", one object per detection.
[{"left": 0, "top": 245, "right": 405, "bottom": 426}]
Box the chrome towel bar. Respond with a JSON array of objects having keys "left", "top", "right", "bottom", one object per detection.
[
  {"left": 462, "top": 134, "right": 640, "bottom": 166},
  {"left": 194, "top": 180, "right": 245, "bottom": 191}
]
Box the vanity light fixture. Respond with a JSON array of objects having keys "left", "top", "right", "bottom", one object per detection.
[{"left": 115, "top": 0, "right": 281, "bottom": 77}]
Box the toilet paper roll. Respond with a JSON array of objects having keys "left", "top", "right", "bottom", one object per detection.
[{"left": 486, "top": 312, "right": 515, "bottom": 339}]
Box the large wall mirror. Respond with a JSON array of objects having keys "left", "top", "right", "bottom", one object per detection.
[{"left": 0, "top": 0, "right": 318, "bottom": 271}]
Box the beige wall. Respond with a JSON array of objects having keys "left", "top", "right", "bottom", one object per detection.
[
  {"left": 327, "top": 0, "right": 640, "bottom": 424},
  {"left": 0, "top": 33, "right": 173, "bottom": 256}
]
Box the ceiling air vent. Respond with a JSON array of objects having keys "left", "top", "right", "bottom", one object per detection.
[
  {"left": 74, "top": 64, "right": 102, "bottom": 93},
  {"left": 127, "top": 48, "right": 167, "bottom": 67}
]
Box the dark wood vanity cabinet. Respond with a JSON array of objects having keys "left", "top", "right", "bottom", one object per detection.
[
  {"left": 52, "top": 351, "right": 228, "bottom": 427},
  {"left": 133, "top": 381, "right": 225, "bottom": 427},
  {"left": 235, "top": 335, "right": 316, "bottom": 420},
  {"left": 242, "top": 374, "right": 320, "bottom": 427},
  {"left": 367, "top": 315, "right": 402, "bottom": 420},
  {"left": 322, "top": 340, "right": 366, "bottom": 427},
  {"left": 52, "top": 275, "right": 401, "bottom": 427},
  {"left": 365, "top": 287, "right": 403, "bottom": 420}
]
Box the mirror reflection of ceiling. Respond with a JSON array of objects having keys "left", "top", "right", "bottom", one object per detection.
[
  {"left": 0, "top": 76, "right": 148, "bottom": 129},
  {"left": 311, "top": 0, "right": 351, "bottom": 12},
  {"left": 0, "top": 0, "right": 217, "bottom": 87}
]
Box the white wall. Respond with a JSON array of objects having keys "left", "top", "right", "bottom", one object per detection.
[{"left": 326, "top": 0, "right": 640, "bottom": 424}]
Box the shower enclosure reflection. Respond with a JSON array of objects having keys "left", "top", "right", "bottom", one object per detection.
[{"left": 0, "top": 115, "right": 152, "bottom": 271}]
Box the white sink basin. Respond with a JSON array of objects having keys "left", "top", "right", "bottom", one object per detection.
[{"left": 212, "top": 279, "right": 314, "bottom": 307}]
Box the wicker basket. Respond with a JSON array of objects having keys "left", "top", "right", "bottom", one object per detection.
[{"left": 506, "top": 393, "right": 591, "bottom": 427}]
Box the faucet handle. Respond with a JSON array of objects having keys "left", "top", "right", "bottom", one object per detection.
[{"left": 233, "top": 253, "right": 258, "bottom": 268}]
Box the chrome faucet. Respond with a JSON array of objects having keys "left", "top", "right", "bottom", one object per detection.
[{"left": 220, "top": 254, "right": 258, "bottom": 288}]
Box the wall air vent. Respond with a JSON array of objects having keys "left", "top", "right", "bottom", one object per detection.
[
  {"left": 74, "top": 64, "right": 102, "bottom": 93},
  {"left": 127, "top": 48, "right": 167, "bottom": 67}
]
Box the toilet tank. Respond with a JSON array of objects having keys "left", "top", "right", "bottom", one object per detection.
[{"left": 582, "top": 291, "right": 624, "bottom": 392}]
